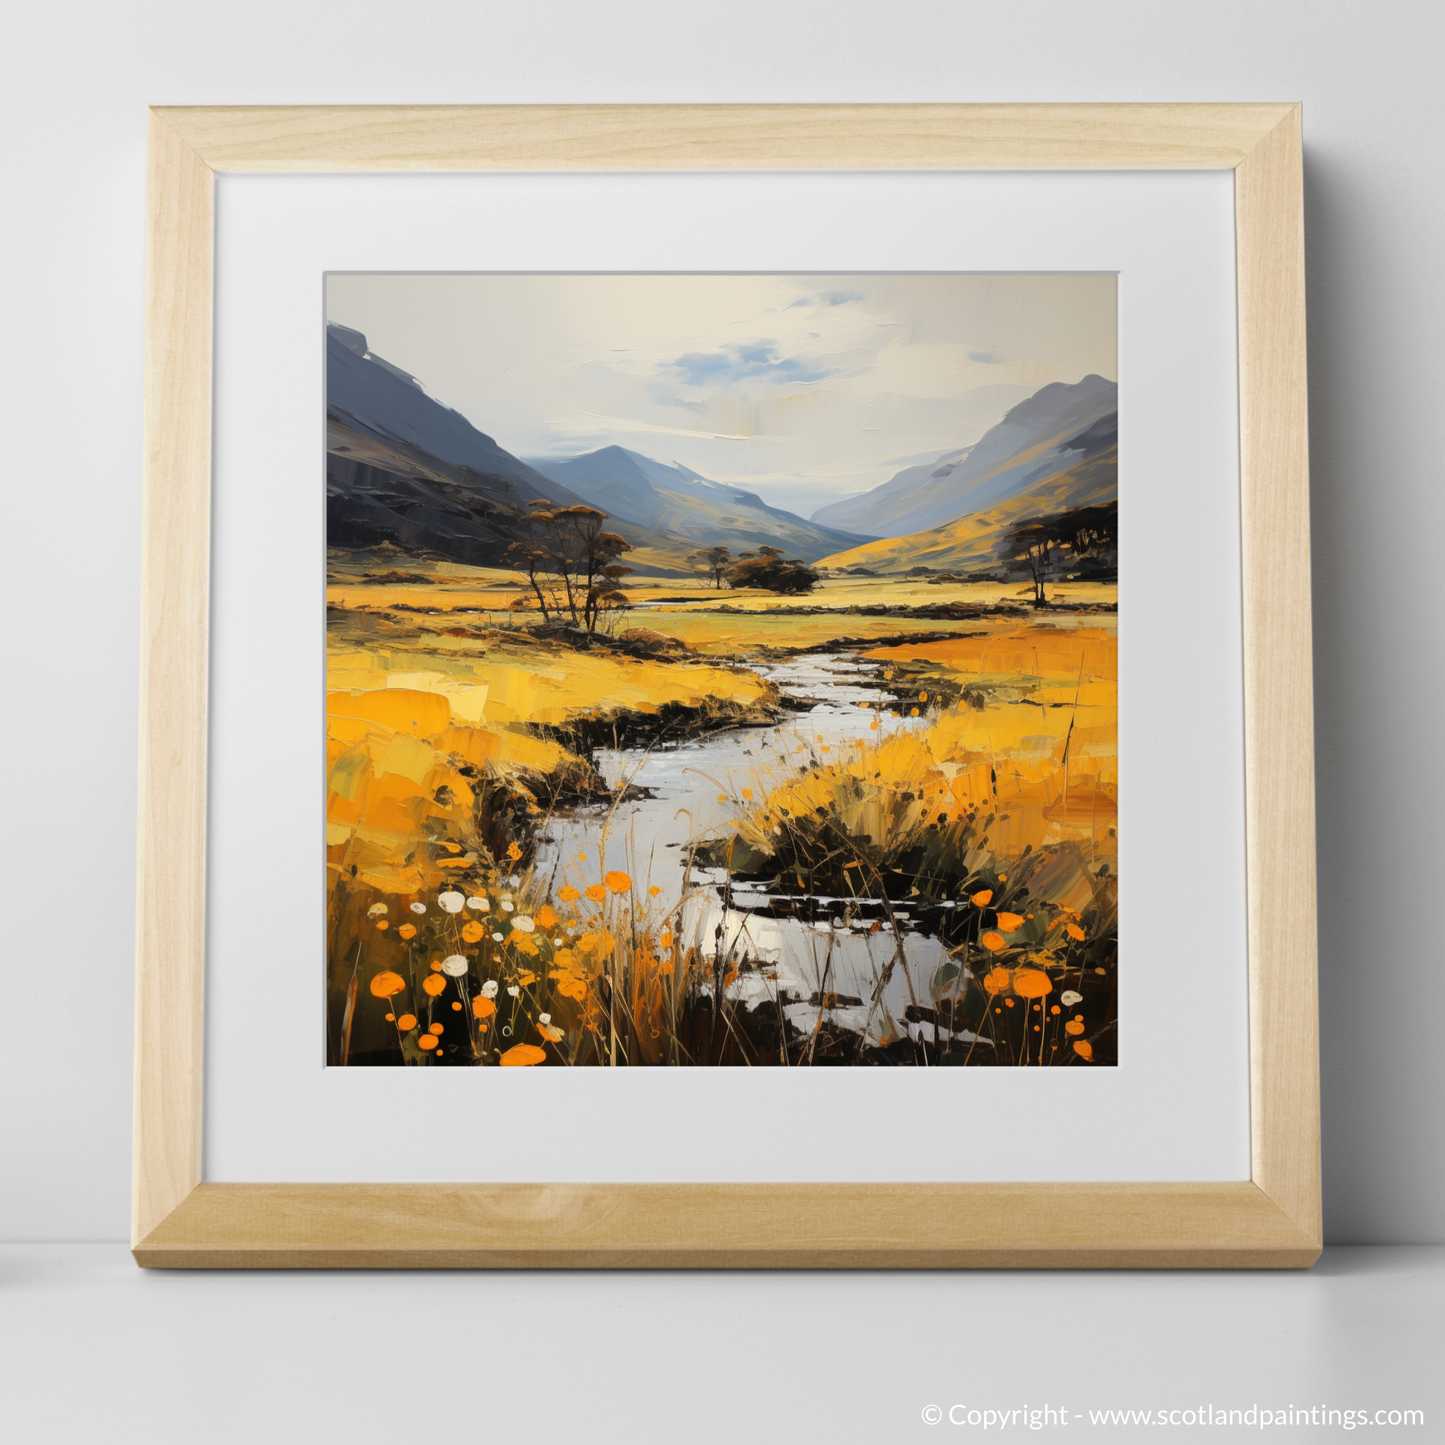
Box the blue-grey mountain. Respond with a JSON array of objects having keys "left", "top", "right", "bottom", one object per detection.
[
  {"left": 525, "top": 446, "right": 874, "bottom": 562},
  {"left": 326, "top": 324, "right": 686, "bottom": 570},
  {"left": 810, "top": 374, "right": 1118, "bottom": 539}
]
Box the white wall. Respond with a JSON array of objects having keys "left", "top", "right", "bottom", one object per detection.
[{"left": 1, "top": 0, "right": 1439, "bottom": 1243}]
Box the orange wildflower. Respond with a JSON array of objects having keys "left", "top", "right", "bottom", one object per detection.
[
  {"left": 461, "top": 921, "right": 485, "bottom": 943},
  {"left": 418, "top": 1035, "right": 437, "bottom": 1051},
  {"left": 1072, "top": 1040, "right": 1093, "bottom": 1061},
  {"left": 422, "top": 974, "right": 446, "bottom": 997},
  {"left": 982, "top": 966, "right": 1011, "bottom": 996},
  {"left": 1065, "top": 1018, "right": 1085, "bottom": 1036},
  {"left": 997, "top": 911, "right": 1024, "bottom": 931},
  {"left": 537, "top": 1023, "right": 564, "bottom": 1043},
  {"left": 499, "top": 1043, "right": 546, "bottom": 1067},
  {"left": 506, "top": 842, "right": 523, "bottom": 861},
  {"left": 368, "top": 971, "right": 405, "bottom": 999},
  {"left": 980, "top": 931, "right": 1006, "bottom": 953},
  {"left": 1066, "top": 922, "right": 1086, "bottom": 941},
  {"left": 397, "top": 924, "right": 417, "bottom": 940},
  {"left": 585, "top": 884, "right": 606, "bottom": 903},
  {"left": 535, "top": 904, "right": 559, "bottom": 929},
  {"left": 971, "top": 889, "right": 994, "bottom": 907},
  {"left": 396, "top": 1013, "right": 417, "bottom": 1031},
  {"left": 472, "top": 997, "right": 496, "bottom": 1019},
  {"left": 1013, "top": 968, "right": 1052, "bottom": 999},
  {"left": 558, "top": 885, "right": 580, "bottom": 903},
  {"left": 604, "top": 871, "right": 632, "bottom": 895}
]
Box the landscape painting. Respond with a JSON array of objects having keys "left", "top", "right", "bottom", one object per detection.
[{"left": 325, "top": 273, "right": 1118, "bottom": 1068}]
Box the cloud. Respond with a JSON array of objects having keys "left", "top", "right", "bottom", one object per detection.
[
  {"left": 787, "top": 289, "right": 863, "bottom": 309},
  {"left": 544, "top": 410, "right": 751, "bottom": 443},
  {"left": 663, "top": 340, "right": 834, "bottom": 388}
]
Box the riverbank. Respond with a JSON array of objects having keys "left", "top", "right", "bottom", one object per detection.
[{"left": 326, "top": 568, "right": 1118, "bottom": 1067}]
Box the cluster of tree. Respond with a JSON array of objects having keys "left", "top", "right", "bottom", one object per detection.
[
  {"left": 687, "top": 544, "right": 820, "bottom": 594},
  {"left": 506, "top": 502, "right": 633, "bottom": 633},
  {"left": 995, "top": 501, "right": 1118, "bottom": 605}
]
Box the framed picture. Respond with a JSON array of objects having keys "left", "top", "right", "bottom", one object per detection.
[{"left": 134, "top": 104, "right": 1319, "bottom": 1267}]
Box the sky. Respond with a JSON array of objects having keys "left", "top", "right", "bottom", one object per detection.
[{"left": 325, "top": 273, "right": 1116, "bottom": 519}]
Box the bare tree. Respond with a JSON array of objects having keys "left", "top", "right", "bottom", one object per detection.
[
  {"left": 997, "top": 519, "right": 1055, "bottom": 606},
  {"left": 507, "top": 502, "right": 634, "bottom": 634},
  {"left": 685, "top": 545, "right": 732, "bottom": 588}
]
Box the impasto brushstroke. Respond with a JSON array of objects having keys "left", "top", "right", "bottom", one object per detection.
[{"left": 325, "top": 274, "right": 1118, "bottom": 1067}]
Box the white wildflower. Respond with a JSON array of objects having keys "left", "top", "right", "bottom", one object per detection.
[
  {"left": 367, "top": 903, "right": 388, "bottom": 917},
  {"left": 409, "top": 902, "right": 426, "bottom": 915},
  {"left": 440, "top": 955, "right": 468, "bottom": 977},
  {"left": 466, "top": 896, "right": 489, "bottom": 911},
  {"left": 1061, "top": 990, "right": 1083, "bottom": 1007},
  {"left": 510, "top": 915, "right": 535, "bottom": 933},
  {"left": 481, "top": 980, "right": 499, "bottom": 999},
  {"left": 437, "top": 890, "right": 465, "bottom": 914},
  {"left": 538, "top": 1012, "right": 552, "bottom": 1025},
  {"left": 506, "top": 985, "right": 520, "bottom": 998}
]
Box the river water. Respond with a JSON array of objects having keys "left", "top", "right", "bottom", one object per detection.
[{"left": 533, "top": 653, "right": 963, "bottom": 1048}]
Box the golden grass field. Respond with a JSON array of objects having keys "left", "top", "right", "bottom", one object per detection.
[{"left": 326, "top": 554, "right": 1118, "bottom": 1067}]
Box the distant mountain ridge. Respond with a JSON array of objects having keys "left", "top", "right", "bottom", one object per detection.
[
  {"left": 810, "top": 374, "right": 1118, "bottom": 539},
  {"left": 818, "top": 436, "right": 1117, "bottom": 577},
  {"left": 325, "top": 325, "right": 690, "bottom": 572},
  {"left": 818, "top": 390, "right": 1117, "bottom": 577},
  {"left": 525, "top": 446, "right": 873, "bottom": 562}
]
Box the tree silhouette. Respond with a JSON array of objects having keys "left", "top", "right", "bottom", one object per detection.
[
  {"left": 726, "top": 544, "right": 820, "bottom": 594},
  {"left": 686, "top": 545, "right": 733, "bottom": 588},
  {"left": 995, "top": 501, "right": 1117, "bottom": 604},
  {"left": 506, "top": 502, "right": 633, "bottom": 634}
]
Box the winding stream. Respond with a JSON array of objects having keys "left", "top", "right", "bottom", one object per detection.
[{"left": 534, "top": 653, "right": 965, "bottom": 1048}]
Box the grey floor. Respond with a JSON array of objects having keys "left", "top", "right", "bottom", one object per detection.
[{"left": 3, "top": 1246, "right": 1438, "bottom": 1441}]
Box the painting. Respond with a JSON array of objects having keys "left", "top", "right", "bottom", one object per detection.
[{"left": 325, "top": 273, "right": 1117, "bottom": 1068}]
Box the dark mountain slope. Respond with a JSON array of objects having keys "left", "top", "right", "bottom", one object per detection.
[{"left": 325, "top": 326, "right": 688, "bottom": 571}]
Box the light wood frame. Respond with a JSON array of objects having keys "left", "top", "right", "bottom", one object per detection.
[{"left": 135, "top": 103, "right": 1318, "bottom": 1268}]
